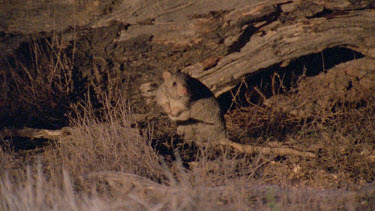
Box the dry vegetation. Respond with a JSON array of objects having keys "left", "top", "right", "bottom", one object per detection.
[{"left": 1, "top": 38, "right": 375, "bottom": 210}]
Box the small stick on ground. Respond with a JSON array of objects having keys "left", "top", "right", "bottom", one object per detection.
[{"left": 220, "top": 139, "right": 317, "bottom": 158}]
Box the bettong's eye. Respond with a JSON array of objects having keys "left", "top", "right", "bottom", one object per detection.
[{"left": 172, "top": 82, "right": 177, "bottom": 86}]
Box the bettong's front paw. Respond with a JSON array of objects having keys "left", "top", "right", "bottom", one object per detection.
[
  {"left": 177, "top": 125, "right": 195, "bottom": 139},
  {"left": 177, "top": 126, "right": 185, "bottom": 136}
]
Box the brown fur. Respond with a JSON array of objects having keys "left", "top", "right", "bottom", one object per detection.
[{"left": 156, "top": 71, "right": 227, "bottom": 146}]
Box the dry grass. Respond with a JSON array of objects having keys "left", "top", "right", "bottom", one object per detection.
[
  {"left": 224, "top": 63, "right": 375, "bottom": 189},
  {"left": 0, "top": 36, "right": 75, "bottom": 128},
  {"left": 1, "top": 92, "right": 375, "bottom": 209},
  {"left": 1, "top": 36, "right": 375, "bottom": 210}
]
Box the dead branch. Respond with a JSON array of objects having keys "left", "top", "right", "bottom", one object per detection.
[
  {"left": 0, "top": 127, "right": 73, "bottom": 141},
  {"left": 220, "top": 139, "right": 317, "bottom": 158},
  {"left": 0, "top": 114, "right": 154, "bottom": 141}
]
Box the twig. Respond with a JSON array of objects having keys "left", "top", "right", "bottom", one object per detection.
[{"left": 220, "top": 139, "right": 317, "bottom": 158}]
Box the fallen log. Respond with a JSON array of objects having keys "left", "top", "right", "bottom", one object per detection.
[{"left": 185, "top": 0, "right": 375, "bottom": 96}]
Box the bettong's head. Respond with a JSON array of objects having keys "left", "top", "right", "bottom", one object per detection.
[{"left": 161, "top": 71, "right": 191, "bottom": 99}]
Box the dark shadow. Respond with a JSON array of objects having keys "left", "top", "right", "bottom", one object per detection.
[
  {"left": 0, "top": 35, "right": 87, "bottom": 130},
  {"left": 227, "top": 26, "right": 257, "bottom": 53},
  {"left": 0, "top": 137, "right": 51, "bottom": 153},
  {"left": 151, "top": 133, "right": 199, "bottom": 167},
  {"left": 218, "top": 47, "right": 364, "bottom": 111}
]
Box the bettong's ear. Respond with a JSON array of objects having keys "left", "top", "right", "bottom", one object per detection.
[
  {"left": 162, "top": 71, "right": 172, "bottom": 80},
  {"left": 180, "top": 70, "right": 192, "bottom": 77}
]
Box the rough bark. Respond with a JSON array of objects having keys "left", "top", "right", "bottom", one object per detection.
[{"left": 181, "top": 0, "right": 375, "bottom": 96}]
